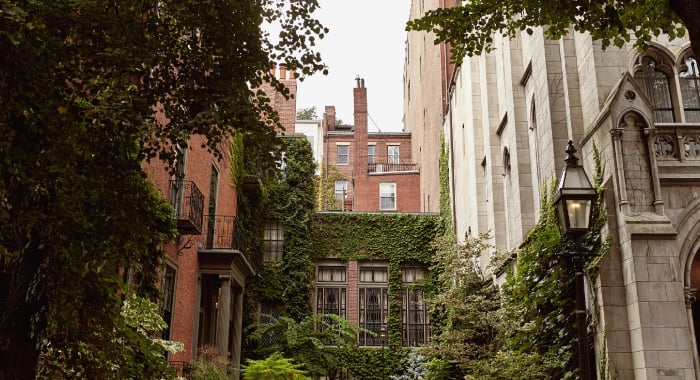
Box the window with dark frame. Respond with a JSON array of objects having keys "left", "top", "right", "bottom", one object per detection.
[
  {"left": 680, "top": 56, "right": 700, "bottom": 123},
  {"left": 634, "top": 56, "right": 675, "bottom": 123},
  {"left": 358, "top": 266, "right": 388, "bottom": 346},
  {"left": 316, "top": 265, "right": 347, "bottom": 339},
  {"left": 160, "top": 265, "right": 176, "bottom": 342},
  {"left": 337, "top": 145, "right": 349, "bottom": 165},
  {"left": 263, "top": 220, "right": 283, "bottom": 262},
  {"left": 401, "top": 267, "right": 429, "bottom": 347}
]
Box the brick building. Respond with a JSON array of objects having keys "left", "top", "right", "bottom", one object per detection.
[
  {"left": 144, "top": 120, "right": 259, "bottom": 380},
  {"left": 321, "top": 78, "right": 421, "bottom": 212}
]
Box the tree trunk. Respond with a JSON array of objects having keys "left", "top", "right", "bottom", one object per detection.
[{"left": 671, "top": 0, "right": 700, "bottom": 57}]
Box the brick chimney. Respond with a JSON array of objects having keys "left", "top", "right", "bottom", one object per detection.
[
  {"left": 353, "top": 77, "right": 368, "bottom": 176},
  {"left": 323, "top": 106, "right": 336, "bottom": 132}
]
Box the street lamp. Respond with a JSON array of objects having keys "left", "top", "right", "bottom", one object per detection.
[
  {"left": 379, "top": 326, "right": 387, "bottom": 379},
  {"left": 554, "top": 140, "right": 596, "bottom": 378},
  {"left": 553, "top": 140, "right": 597, "bottom": 380}
]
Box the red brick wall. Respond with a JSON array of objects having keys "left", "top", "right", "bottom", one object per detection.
[
  {"left": 143, "top": 134, "right": 238, "bottom": 363},
  {"left": 259, "top": 64, "right": 298, "bottom": 134}
]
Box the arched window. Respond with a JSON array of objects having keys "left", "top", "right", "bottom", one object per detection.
[
  {"left": 634, "top": 56, "right": 675, "bottom": 123},
  {"left": 680, "top": 56, "right": 700, "bottom": 122}
]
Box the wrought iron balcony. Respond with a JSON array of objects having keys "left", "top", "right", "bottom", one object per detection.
[
  {"left": 368, "top": 162, "right": 418, "bottom": 174},
  {"left": 200, "top": 215, "right": 259, "bottom": 273},
  {"left": 169, "top": 180, "right": 204, "bottom": 235}
]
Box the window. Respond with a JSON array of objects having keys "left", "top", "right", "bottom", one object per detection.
[
  {"left": 160, "top": 265, "right": 177, "bottom": 342},
  {"left": 634, "top": 56, "right": 674, "bottom": 122},
  {"left": 402, "top": 268, "right": 429, "bottom": 346},
  {"left": 680, "top": 56, "right": 700, "bottom": 122},
  {"left": 337, "top": 145, "right": 349, "bottom": 165},
  {"left": 368, "top": 145, "right": 375, "bottom": 164},
  {"left": 260, "top": 301, "right": 282, "bottom": 345},
  {"left": 334, "top": 180, "right": 348, "bottom": 204},
  {"left": 388, "top": 145, "right": 400, "bottom": 164},
  {"left": 316, "top": 265, "right": 347, "bottom": 317},
  {"left": 359, "top": 266, "right": 388, "bottom": 346},
  {"left": 205, "top": 164, "right": 219, "bottom": 248},
  {"left": 263, "top": 220, "right": 283, "bottom": 262},
  {"left": 379, "top": 183, "right": 396, "bottom": 211},
  {"left": 316, "top": 265, "right": 347, "bottom": 339}
]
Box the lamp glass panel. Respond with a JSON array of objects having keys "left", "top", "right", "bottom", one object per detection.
[{"left": 566, "top": 199, "right": 592, "bottom": 229}]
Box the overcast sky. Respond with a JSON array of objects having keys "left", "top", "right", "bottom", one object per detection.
[{"left": 295, "top": 0, "right": 413, "bottom": 132}]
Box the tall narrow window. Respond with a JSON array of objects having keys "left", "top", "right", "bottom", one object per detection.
[
  {"left": 359, "top": 266, "right": 388, "bottom": 346},
  {"left": 205, "top": 164, "right": 219, "bottom": 248},
  {"left": 263, "top": 220, "right": 283, "bottom": 262},
  {"left": 334, "top": 180, "right": 348, "bottom": 205},
  {"left": 337, "top": 145, "right": 349, "bottom": 165},
  {"left": 316, "top": 265, "right": 347, "bottom": 317},
  {"left": 388, "top": 145, "right": 400, "bottom": 164},
  {"left": 160, "top": 265, "right": 177, "bottom": 342},
  {"left": 402, "top": 268, "right": 429, "bottom": 346},
  {"left": 680, "top": 56, "right": 700, "bottom": 122},
  {"left": 367, "top": 145, "right": 375, "bottom": 164},
  {"left": 634, "top": 57, "right": 675, "bottom": 122},
  {"left": 380, "top": 183, "right": 397, "bottom": 211}
]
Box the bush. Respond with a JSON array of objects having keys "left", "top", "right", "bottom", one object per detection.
[{"left": 241, "top": 352, "right": 311, "bottom": 380}]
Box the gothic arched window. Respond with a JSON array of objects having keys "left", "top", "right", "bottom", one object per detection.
[
  {"left": 680, "top": 56, "right": 700, "bottom": 123},
  {"left": 634, "top": 56, "right": 675, "bottom": 123}
]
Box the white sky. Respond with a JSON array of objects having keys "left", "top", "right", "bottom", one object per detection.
[{"left": 295, "top": 0, "right": 412, "bottom": 132}]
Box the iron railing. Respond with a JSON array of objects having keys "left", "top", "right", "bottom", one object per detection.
[
  {"left": 169, "top": 180, "right": 204, "bottom": 235},
  {"left": 367, "top": 162, "right": 418, "bottom": 174},
  {"left": 200, "top": 215, "right": 260, "bottom": 273}
]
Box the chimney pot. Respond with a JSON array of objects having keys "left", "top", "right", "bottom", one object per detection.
[{"left": 279, "top": 63, "right": 287, "bottom": 80}]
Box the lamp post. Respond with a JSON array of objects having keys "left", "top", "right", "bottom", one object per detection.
[
  {"left": 379, "top": 326, "right": 387, "bottom": 380},
  {"left": 553, "top": 140, "right": 597, "bottom": 380}
]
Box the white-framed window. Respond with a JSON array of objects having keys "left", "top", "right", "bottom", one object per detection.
[
  {"left": 367, "top": 145, "right": 375, "bottom": 164},
  {"left": 334, "top": 180, "right": 348, "bottom": 204},
  {"left": 337, "top": 145, "right": 349, "bottom": 165},
  {"left": 379, "top": 182, "right": 396, "bottom": 211},
  {"left": 401, "top": 267, "right": 429, "bottom": 347},
  {"left": 388, "top": 145, "right": 400, "bottom": 164},
  {"left": 358, "top": 265, "right": 388, "bottom": 346},
  {"left": 263, "top": 220, "right": 283, "bottom": 262}
]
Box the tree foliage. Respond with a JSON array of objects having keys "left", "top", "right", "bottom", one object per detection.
[
  {"left": 242, "top": 352, "right": 311, "bottom": 380},
  {"left": 0, "top": 1, "right": 327, "bottom": 378},
  {"left": 296, "top": 106, "right": 318, "bottom": 120},
  {"left": 406, "top": 0, "right": 699, "bottom": 63}
]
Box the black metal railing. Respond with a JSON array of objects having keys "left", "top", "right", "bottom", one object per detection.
[
  {"left": 169, "top": 180, "right": 204, "bottom": 235},
  {"left": 200, "top": 215, "right": 260, "bottom": 273},
  {"left": 367, "top": 162, "right": 418, "bottom": 174},
  {"left": 200, "top": 215, "right": 249, "bottom": 252}
]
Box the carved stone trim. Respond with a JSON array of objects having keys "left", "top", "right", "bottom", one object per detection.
[{"left": 686, "top": 287, "right": 697, "bottom": 308}]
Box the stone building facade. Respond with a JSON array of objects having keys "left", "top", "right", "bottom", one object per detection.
[{"left": 407, "top": 13, "right": 700, "bottom": 379}]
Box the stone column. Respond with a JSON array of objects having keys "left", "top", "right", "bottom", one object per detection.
[
  {"left": 231, "top": 287, "right": 244, "bottom": 380},
  {"left": 216, "top": 275, "right": 231, "bottom": 358}
]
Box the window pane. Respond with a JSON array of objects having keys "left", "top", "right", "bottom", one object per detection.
[
  {"left": 681, "top": 57, "right": 700, "bottom": 122},
  {"left": 380, "top": 183, "right": 396, "bottom": 210},
  {"left": 388, "top": 145, "right": 400, "bottom": 164},
  {"left": 337, "top": 145, "right": 349, "bottom": 165},
  {"left": 634, "top": 57, "right": 675, "bottom": 123},
  {"left": 334, "top": 180, "right": 348, "bottom": 204},
  {"left": 263, "top": 220, "right": 283, "bottom": 262},
  {"left": 368, "top": 145, "right": 375, "bottom": 163}
]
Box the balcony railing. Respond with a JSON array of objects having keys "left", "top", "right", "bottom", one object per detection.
[
  {"left": 368, "top": 162, "right": 418, "bottom": 174},
  {"left": 169, "top": 180, "right": 204, "bottom": 235},
  {"left": 201, "top": 215, "right": 247, "bottom": 252},
  {"left": 200, "top": 215, "right": 260, "bottom": 273}
]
